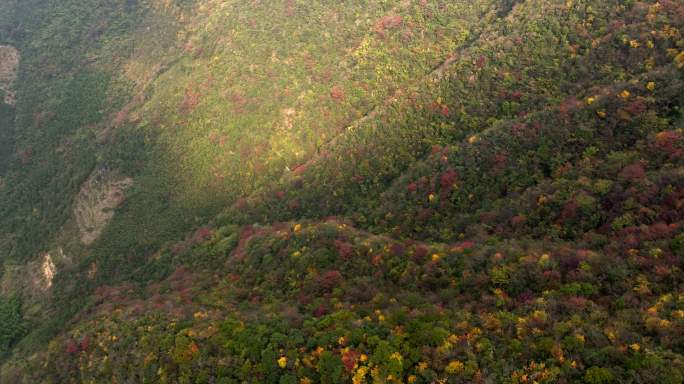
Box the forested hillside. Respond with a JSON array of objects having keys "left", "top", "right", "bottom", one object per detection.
[{"left": 0, "top": 0, "right": 683, "bottom": 382}]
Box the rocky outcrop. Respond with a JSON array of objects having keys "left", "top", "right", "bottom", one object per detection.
[
  {"left": 74, "top": 168, "right": 133, "bottom": 245},
  {"left": 0, "top": 45, "right": 19, "bottom": 105},
  {"left": 0, "top": 248, "right": 66, "bottom": 307}
]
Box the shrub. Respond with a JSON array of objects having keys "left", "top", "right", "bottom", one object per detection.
[
  {"left": 317, "top": 351, "right": 343, "bottom": 384},
  {"left": 670, "top": 233, "right": 684, "bottom": 255},
  {"left": 619, "top": 163, "right": 646, "bottom": 180},
  {"left": 584, "top": 366, "right": 615, "bottom": 384}
]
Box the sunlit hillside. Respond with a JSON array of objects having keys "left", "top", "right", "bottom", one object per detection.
[{"left": 0, "top": 0, "right": 683, "bottom": 382}]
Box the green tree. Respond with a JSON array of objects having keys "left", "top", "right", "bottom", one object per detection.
[{"left": 0, "top": 296, "right": 25, "bottom": 357}]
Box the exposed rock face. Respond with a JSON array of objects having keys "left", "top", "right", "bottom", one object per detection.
[
  {"left": 74, "top": 168, "right": 133, "bottom": 245},
  {"left": 0, "top": 248, "right": 65, "bottom": 305},
  {"left": 39, "top": 253, "right": 56, "bottom": 290},
  {"left": 0, "top": 44, "right": 19, "bottom": 105}
]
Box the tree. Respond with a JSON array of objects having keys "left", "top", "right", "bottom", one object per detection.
[{"left": 0, "top": 296, "right": 24, "bottom": 357}]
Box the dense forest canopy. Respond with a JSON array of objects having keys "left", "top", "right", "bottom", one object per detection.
[{"left": 0, "top": 0, "right": 683, "bottom": 382}]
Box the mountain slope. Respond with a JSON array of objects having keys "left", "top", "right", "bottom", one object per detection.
[{"left": 0, "top": 0, "right": 683, "bottom": 383}]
